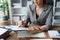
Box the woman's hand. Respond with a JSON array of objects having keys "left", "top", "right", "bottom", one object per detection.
[
  {"left": 39, "top": 26, "right": 48, "bottom": 31},
  {"left": 27, "top": 25, "right": 48, "bottom": 34},
  {"left": 27, "top": 25, "right": 41, "bottom": 34},
  {"left": 16, "top": 20, "right": 25, "bottom": 27}
]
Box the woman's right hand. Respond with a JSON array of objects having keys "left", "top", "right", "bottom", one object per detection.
[
  {"left": 16, "top": 20, "right": 25, "bottom": 27},
  {"left": 27, "top": 25, "right": 41, "bottom": 34}
]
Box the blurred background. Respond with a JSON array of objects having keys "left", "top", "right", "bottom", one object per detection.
[{"left": 0, "top": 0, "right": 60, "bottom": 26}]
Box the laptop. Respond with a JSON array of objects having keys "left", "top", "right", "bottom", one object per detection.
[
  {"left": 0, "top": 28, "right": 11, "bottom": 39},
  {"left": 48, "top": 30, "right": 60, "bottom": 38}
]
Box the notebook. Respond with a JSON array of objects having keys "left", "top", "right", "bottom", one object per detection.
[{"left": 48, "top": 30, "right": 60, "bottom": 38}]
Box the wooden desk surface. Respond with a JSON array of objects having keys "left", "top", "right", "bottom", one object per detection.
[{"left": 51, "top": 26, "right": 60, "bottom": 30}]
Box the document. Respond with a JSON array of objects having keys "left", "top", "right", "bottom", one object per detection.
[
  {"left": 48, "top": 30, "right": 60, "bottom": 38},
  {"left": 11, "top": 27, "right": 28, "bottom": 31},
  {"left": 4, "top": 25, "right": 28, "bottom": 31}
]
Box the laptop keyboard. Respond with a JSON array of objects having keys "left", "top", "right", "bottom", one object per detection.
[{"left": 58, "top": 31, "right": 60, "bottom": 34}]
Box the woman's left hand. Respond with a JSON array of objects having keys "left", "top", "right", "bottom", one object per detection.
[
  {"left": 27, "top": 25, "right": 41, "bottom": 34},
  {"left": 39, "top": 26, "right": 48, "bottom": 31}
]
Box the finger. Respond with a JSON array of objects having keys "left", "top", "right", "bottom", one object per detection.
[
  {"left": 31, "top": 27, "right": 35, "bottom": 30},
  {"left": 28, "top": 27, "right": 37, "bottom": 34},
  {"left": 27, "top": 28, "right": 33, "bottom": 34},
  {"left": 27, "top": 30, "right": 38, "bottom": 34},
  {"left": 39, "top": 27, "right": 42, "bottom": 30},
  {"left": 16, "top": 22, "right": 17, "bottom": 25},
  {"left": 40, "top": 27, "right": 47, "bottom": 31},
  {"left": 21, "top": 21, "right": 25, "bottom": 25},
  {"left": 28, "top": 27, "right": 34, "bottom": 30},
  {"left": 34, "top": 26, "right": 40, "bottom": 30},
  {"left": 17, "top": 22, "right": 20, "bottom": 26},
  {"left": 29, "top": 30, "right": 39, "bottom": 34}
]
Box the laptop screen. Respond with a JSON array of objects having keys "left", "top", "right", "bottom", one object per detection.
[{"left": 0, "top": 28, "right": 7, "bottom": 35}]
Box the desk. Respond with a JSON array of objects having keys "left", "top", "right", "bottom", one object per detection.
[
  {"left": 7, "top": 26, "right": 60, "bottom": 40},
  {"left": 7, "top": 27, "right": 60, "bottom": 40},
  {"left": 51, "top": 26, "right": 60, "bottom": 30}
]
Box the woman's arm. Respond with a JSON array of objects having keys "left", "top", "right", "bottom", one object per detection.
[
  {"left": 22, "top": 7, "right": 30, "bottom": 27},
  {"left": 16, "top": 7, "right": 30, "bottom": 27},
  {"left": 42, "top": 6, "right": 53, "bottom": 30}
]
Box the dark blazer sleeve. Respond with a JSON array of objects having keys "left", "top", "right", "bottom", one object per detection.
[{"left": 44, "top": 6, "right": 53, "bottom": 29}]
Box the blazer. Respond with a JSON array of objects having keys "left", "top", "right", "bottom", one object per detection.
[{"left": 23, "top": 4, "right": 53, "bottom": 29}]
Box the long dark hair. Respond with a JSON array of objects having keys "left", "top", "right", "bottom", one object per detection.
[{"left": 33, "top": 0, "right": 53, "bottom": 5}]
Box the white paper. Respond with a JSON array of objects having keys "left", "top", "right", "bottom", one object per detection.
[
  {"left": 0, "top": 28, "right": 7, "bottom": 35},
  {"left": 4, "top": 25, "right": 28, "bottom": 31},
  {"left": 48, "top": 30, "right": 60, "bottom": 38},
  {"left": 11, "top": 27, "right": 28, "bottom": 31}
]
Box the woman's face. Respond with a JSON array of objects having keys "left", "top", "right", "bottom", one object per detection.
[{"left": 33, "top": 0, "right": 43, "bottom": 5}]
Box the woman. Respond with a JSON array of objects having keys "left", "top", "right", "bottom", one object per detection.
[{"left": 17, "top": 0, "right": 53, "bottom": 34}]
